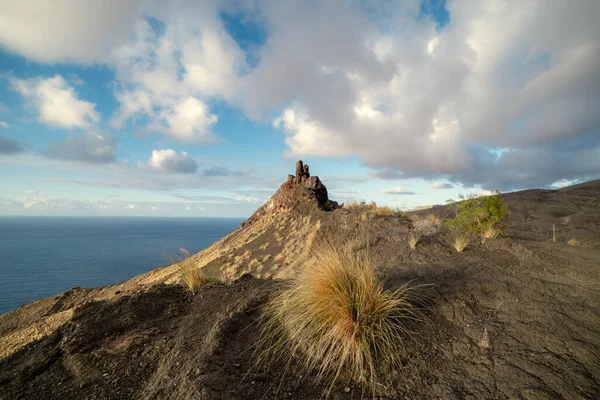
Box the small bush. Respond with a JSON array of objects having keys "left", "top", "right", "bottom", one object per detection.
[
  {"left": 260, "top": 242, "right": 421, "bottom": 393},
  {"left": 452, "top": 231, "right": 471, "bottom": 252},
  {"left": 444, "top": 191, "right": 509, "bottom": 244},
  {"left": 568, "top": 238, "right": 580, "bottom": 246}
]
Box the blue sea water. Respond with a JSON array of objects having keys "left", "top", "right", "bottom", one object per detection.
[{"left": 0, "top": 216, "right": 245, "bottom": 315}]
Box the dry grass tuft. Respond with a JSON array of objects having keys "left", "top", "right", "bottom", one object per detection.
[
  {"left": 408, "top": 233, "right": 420, "bottom": 250},
  {"left": 344, "top": 201, "right": 405, "bottom": 217},
  {"left": 568, "top": 238, "right": 580, "bottom": 246},
  {"left": 425, "top": 214, "right": 442, "bottom": 225},
  {"left": 259, "top": 241, "right": 422, "bottom": 394},
  {"left": 481, "top": 224, "right": 500, "bottom": 243},
  {"left": 451, "top": 231, "right": 471, "bottom": 252},
  {"left": 170, "top": 248, "right": 219, "bottom": 293}
]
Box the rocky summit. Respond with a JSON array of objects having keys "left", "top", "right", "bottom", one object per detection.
[{"left": 0, "top": 162, "right": 599, "bottom": 399}]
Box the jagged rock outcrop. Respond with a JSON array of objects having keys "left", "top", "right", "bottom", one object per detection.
[{"left": 246, "top": 161, "right": 339, "bottom": 225}]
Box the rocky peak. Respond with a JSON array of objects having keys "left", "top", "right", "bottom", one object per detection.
[{"left": 245, "top": 161, "right": 340, "bottom": 224}]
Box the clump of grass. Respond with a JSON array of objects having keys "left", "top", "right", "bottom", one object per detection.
[
  {"left": 480, "top": 223, "right": 500, "bottom": 243},
  {"left": 259, "top": 241, "right": 421, "bottom": 394},
  {"left": 344, "top": 200, "right": 405, "bottom": 217},
  {"left": 408, "top": 233, "right": 420, "bottom": 250},
  {"left": 568, "top": 238, "right": 580, "bottom": 246},
  {"left": 425, "top": 214, "right": 442, "bottom": 225},
  {"left": 170, "top": 248, "right": 218, "bottom": 293},
  {"left": 451, "top": 231, "right": 471, "bottom": 252}
]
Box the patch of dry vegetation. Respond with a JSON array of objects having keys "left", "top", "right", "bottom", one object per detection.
[
  {"left": 408, "top": 233, "right": 419, "bottom": 250},
  {"left": 344, "top": 201, "right": 405, "bottom": 217},
  {"left": 481, "top": 223, "right": 500, "bottom": 243},
  {"left": 568, "top": 238, "right": 580, "bottom": 246},
  {"left": 259, "top": 241, "right": 421, "bottom": 394},
  {"left": 451, "top": 231, "right": 471, "bottom": 252},
  {"left": 425, "top": 214, "right": 442, "bottom": 225},
  {"left": 171, "top": 249, "right": 219, "bottom": 293}
]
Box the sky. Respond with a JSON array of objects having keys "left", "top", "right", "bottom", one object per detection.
[{"left": 0, "top": 0, "right": 599, "bottom": 217}]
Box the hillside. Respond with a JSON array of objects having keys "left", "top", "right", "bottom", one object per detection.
[{"left": 1, "top": 163, "right": 599, "bottom": 399}]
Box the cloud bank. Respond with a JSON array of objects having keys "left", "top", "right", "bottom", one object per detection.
[{"left": 0, "top": 0, "right": 599, "bottom": 190}]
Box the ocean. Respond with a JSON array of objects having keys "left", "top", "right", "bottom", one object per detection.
[{"left": 0, "top": 216, "right": 245, "bottom": 315}]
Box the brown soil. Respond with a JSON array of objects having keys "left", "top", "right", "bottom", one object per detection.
[{"left": 1, "top": 176, "right": 599, "bottom": 399}]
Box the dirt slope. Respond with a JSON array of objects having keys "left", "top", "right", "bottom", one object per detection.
[{"left": 1, "top": 166, "right": 599, "bottom": 399}]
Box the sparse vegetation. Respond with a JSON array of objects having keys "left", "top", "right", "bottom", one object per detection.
[
  {"left": 344, "top": 200, "right": 405, "bottom": 217},
  {"left": 444, "top": 191, "right": 509, "bottom": 245},
  {"left": 451, "top": 231, "right": 471, "bottom": 252},
  {"left": 481, "top": 223, "right": 500, "bottom": 243},
  {"left": 425, "top": 214, "right": 442, "bottom": 225},
  {"left": 568, "top": 238, "right": 580, "bottom": 246},
  {"left": 408, "top": 233, "right": 419, "bottom": 250},
  {"left": 260, "top": 241, "right": 421, "bottom": 393},
  {"left": 413, "top": 219, "right": 439, "bottom": 237},
  {"left": 170, "top": 248, "right": 218, "bottom": 293}
]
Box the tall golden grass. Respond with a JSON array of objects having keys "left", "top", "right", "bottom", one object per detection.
[
  {"left": 343, "top": 201, "right": 405, "bottom": 217},
  {"left": 169, "top": 248, "right": 218, "bottom": 293},
  {"left": 408, "top": 233, "right": 420, "bottom": 250},
  {"left": 259, "top": 241, "right": 421, "bottom": 394},
  {"left": 451, "top": 231, "right": 471, "bottom": 252},
  {"left": 480, "top": 224, "right": 500, "bottom": 243}
]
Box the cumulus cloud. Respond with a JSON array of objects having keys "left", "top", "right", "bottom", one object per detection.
[
  {"left": 432, "top": 182, "right": 454, "bottom": 189},
  {"left": 10, "top": 75, "right": 100, "bottom": 129},
  {"left": 0, "top": 0, "right": 140, "bottom": 64},
  {"left": 242, "top": 0, "right": 600, "bottom": 189},
  {"left": 156, "top": 97, "right": 218, "bottom": 143},
  {"left": 46, "top": 132, "right": 116, "bottom": 163},
  {"left": 381, "top": 186, "right": 415, "bottom": 195},
  {"left": 0, "top": 136, "right": 23, "bottom": 154},
  {"left": 2, "top": 0, "right": 599, "bottom": 190},
  {"left": 146, "top": 149, "right": 198, "bottom": 174},
  {"left": 108, "top": 7, "right": 241, "bottom": 143}
]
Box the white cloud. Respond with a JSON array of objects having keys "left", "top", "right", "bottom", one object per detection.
[
  {"left": 126, "top": 203, "right": 136, "bottom": 209},
  {"left": 10, "top": 75, "right": 100, "bottom": 129},
  {"left": 1, "top": 1, "right": 599, "bottom": 190},
  {"left": 551, "top": 179, "right": 576, "bottom": 189},
  {"left": 0, "top": 121, "right": 7, "bottom": 129},
  {"left": 0, "top": 0, "right": 140, "bottom": 64},
  {"left": 273, "top": 108, "right": 350, "bottom": 157},
  {"left": 157, "top": 97, "right": 218, "bottom": 143},
  {"left": 146, "top": 149, "right": 198, "bottom": 174},
  {"left": 381, "top": 186, "right": 415, "bottom": 195}
]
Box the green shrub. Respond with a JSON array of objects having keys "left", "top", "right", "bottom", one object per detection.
[{"left": 444, "top": 191, "right": 509, "bottom": 239}]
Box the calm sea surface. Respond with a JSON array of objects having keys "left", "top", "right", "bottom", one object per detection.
[{"left": 0, "top": 216, "right": 245, "bottom": 315}]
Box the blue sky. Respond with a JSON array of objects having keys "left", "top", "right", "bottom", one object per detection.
[{"left": 0, "top": 0, "right": 599, "bottom": 217}]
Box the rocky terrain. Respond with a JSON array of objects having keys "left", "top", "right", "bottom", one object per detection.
[{"left": 0, "top": 162, "right": 599, "bottom": 399}]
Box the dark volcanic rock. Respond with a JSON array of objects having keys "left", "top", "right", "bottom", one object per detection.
[{"left": 246, "top": 160, "right": 339, "bottom": 225}]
